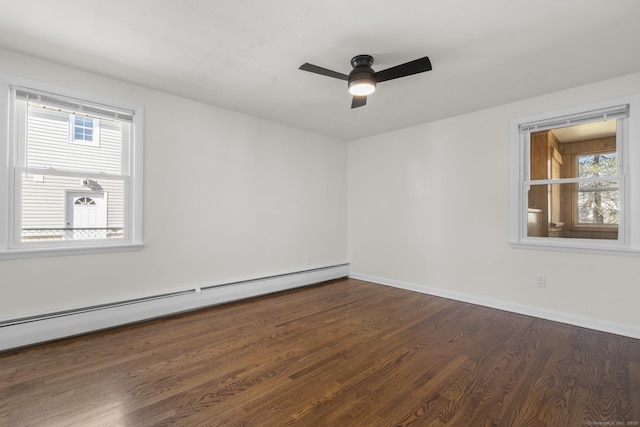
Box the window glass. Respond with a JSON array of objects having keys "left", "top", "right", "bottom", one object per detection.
[
  {"left": 578, "top": 153, "right": 616, "bottom": 178},
  {"left": 526, "top": 120, "right": 619, "bottom": 240},
  {"left": 19, "top": 173, "right": 125, "bottom": 243},
  {"left": 27, "top": 106, "right": 120, "bottom": 174},
  {"left": 577, "top": 153, "right": 618, "bottom": 225}
]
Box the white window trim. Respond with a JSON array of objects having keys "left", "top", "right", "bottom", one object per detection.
[
  {"left": 69, "top": 114, "right": 100, "bottom": 147},
  {"left": 0, "top": 74, "right": 144, "bottom": 260},
  {"left": 510, "top": 94, "right": 640, "bottom": 256}
]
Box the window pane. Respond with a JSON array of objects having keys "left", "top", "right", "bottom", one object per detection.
[
  {"left": 27, "top": 106, "right": 123, "bottom": 174},
  {"left": 577, "top": 181, "right": 619, "bottom": 225},
  {"left": 75, "top": 116, "right": 90, "bottom": 127},
  {"left": 530, "top": 121, "right": 617, "bottom": 183},
  {"left": 527, "top": 120, "right": 619, "bottom": 241},
  {"left": 73, "top": 115, "right": 94, "bottom": 142},
  {"left": 578, "top": 153, "right": 616, "bottom": 178},
  {"left": 528, "top": 183, "right": 618, "bottom": 240},
  {"left": 20, "top": 172, "right": 125, "bottom": 241}
]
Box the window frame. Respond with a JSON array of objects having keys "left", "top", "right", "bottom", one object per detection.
[
  {"left": 69, "top": 114, "right": 100, "bottom": 147},
  {"left": 0, "top": 74, "right": 144, "bottom": 259},
  {"left": 510, "top": 94, "right": 640, "bottom": 255}
]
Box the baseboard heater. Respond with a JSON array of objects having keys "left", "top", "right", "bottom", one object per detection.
[{"left": 0, "top": 263, "right": 350, "bottom": 352}]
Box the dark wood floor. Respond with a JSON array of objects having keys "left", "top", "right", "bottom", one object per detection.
[{"left": 1, "top": 278, "right": 639, "bottom": 426}]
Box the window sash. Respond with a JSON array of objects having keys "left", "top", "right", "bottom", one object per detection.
[
  {"left": 11, "top": 172, "right": 131, "bottom": 248},
  {"left": 521, "top": 113, "right": 625, "bottom": 241},
  {"left": 17, "top": 100, "right": 128, "bottom": 174},
  {"left": 521, "top": 173, "right": 626, "bottom": 243},
  {"left": 516, "top": 111, "right": 628, "bottom": 247},
  {"left": 9, "top": 87, "right": 133, "bottom": 249}
]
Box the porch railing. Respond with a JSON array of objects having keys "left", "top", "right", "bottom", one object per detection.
[{"left": 21, "top": 228, "right": 124, "bottom": 241}]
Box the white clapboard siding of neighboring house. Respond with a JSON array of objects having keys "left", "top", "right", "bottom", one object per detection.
[{"left": 21, "top": 106, "right": 124, "bottom": 239}]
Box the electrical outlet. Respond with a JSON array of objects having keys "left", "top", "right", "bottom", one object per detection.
[
  {"left": 304, "top": 256, "right": 311, "bottom": 265},
  {"left": 536, "top": 275, "right": 546, "bottom": 288}
]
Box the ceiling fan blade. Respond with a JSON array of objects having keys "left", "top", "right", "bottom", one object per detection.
[
  {"left": 373, "top": 56, "right": 432, "bottom": 83},
  {"left": 299, "top": 63, "right": 349, "bottom": 81},
  {"left": 351, "top": 96, "right": 367, "bottom": 109}
]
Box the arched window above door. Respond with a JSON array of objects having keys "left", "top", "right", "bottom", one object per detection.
[{"left": 74, "top": 197, "right": 96, "bottom": 206}]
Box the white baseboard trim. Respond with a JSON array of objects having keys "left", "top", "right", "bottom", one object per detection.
[
  {"left": 0, "top": 263, "right": 350, "bottom": 352},
  {"left": 349, "top": 272, "right": 640, "bottom": 340}
]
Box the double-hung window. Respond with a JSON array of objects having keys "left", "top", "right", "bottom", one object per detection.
[
  {"left": 510, "top": 94, "right": 640, "bottom": 254},
  {"left": 0, "top": 75, "right": 144, "bottom": 259}
]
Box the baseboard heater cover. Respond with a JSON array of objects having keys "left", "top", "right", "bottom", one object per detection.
[{"left": 0, "top": 263, "right": 349, "bottom": 351}]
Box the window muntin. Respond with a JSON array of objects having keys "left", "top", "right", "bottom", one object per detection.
[
  {"left": 74, "top": 197, "right": 96, "bottom": 205},
  {"left": 0, "top": 75, "right": 144, "bottom": 258}
]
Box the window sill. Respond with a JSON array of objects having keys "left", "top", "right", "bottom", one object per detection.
[
  {"left": 510, "top": 240, "right": 640, "bottom": 257},
  {"left": 0, "top": 242, "right": 145, "bottom": 261},
  {"left": 572, "top": 225, "right": 619, "bottom": 231}
]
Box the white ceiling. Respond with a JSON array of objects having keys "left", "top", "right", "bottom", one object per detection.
[
  {"left": 0, "top": 0, "right": 639, "bottom": 141},
  {"left": 551, "top": 121, "right": 617, "bottom": 143}
]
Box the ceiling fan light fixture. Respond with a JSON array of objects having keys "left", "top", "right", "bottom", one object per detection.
[
  {"left": 299, "top": 54, "right": 431, "bottom": 108},
  {"left": 348, "top": 79, "right": 376, "bottom": 96}
]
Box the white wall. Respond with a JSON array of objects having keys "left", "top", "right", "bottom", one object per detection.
[
  {"left": 348, "top": 72, "right": 640, "bottom": 337},
  {"left": 3, "top": 46, "right": 639, "bottom": 339},
  {"left": 0, "top": 49, "right": 347, "bottom": 319}
]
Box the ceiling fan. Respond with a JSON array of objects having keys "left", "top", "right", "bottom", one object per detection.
[{"left": 299, "top": 54, "right": 432, "bottom": 108}]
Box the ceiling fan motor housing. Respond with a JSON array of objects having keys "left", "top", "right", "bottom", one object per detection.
[{"left": 348, "top": 55, "right": 376, "bottom": 92}]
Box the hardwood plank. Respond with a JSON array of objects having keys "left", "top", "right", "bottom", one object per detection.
[{"left": 1, "top": 278, "right": 639, "bottom": 426}]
